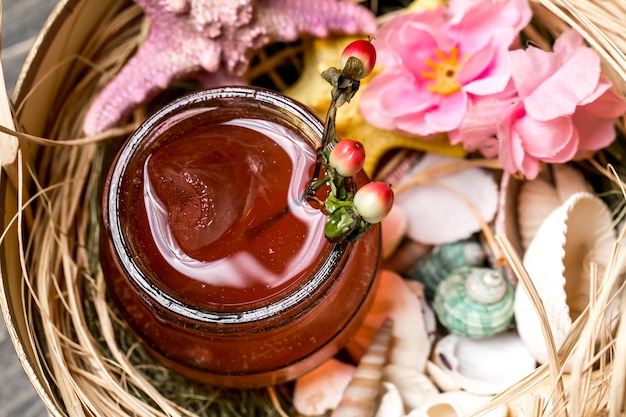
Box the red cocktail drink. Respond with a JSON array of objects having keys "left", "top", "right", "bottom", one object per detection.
[{"left": 102, "top": 86, "right": 380, "bottom": 387}]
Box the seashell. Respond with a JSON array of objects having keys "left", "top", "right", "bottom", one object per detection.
[
  {"left": 514, "top": 192, "right": 616, "bottom": 368},
  {"left": 407, "top": 238, "right": 486, "bottom": 299},
  {"left": 332, "top": 319, "right": 393, "bottom": 417},
  {"left": 375, "top": 382, "right": 405, "bottom": 417},
  {"left": 407, "top": 391, "right": 508, "bottom": 417},
  {"left": 404, "top": 280, "right": 438, "bottom": 343},
  {"left": 495, "top": 165, "right": 592, "bottom": 286},
  {"left": 293, "top": 358, "right": 356, "bottom": 416},
  {"left": 383, "top": 238, "right": 433, "bottom": 276},
  {"left": 517, "top": 164, "right": 592, "bottom": 251},
  {"left": 382, "top": 204, "right": 409, "bottom": 260},
  {"left": 383, "top": 364, "right": 439, "bottom": 411},
  {"left": 493, "top": 172, "right": 523, "bottom": 286},
  {"left": 427, "top": 331, "right": 536, "bottom": 395},
  {"left": 433, "top": 267, "right": 514, "bottom": 338},
  {"left": 346, "top": 270, "right": 432, "bottom": 373},
  {"left": 395, "top": 153, "right": 499, "bottom": 245}
]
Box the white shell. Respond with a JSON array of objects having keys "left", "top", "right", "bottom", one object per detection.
[
  {"left": 427, "top": 331, "right": 536, "bottom": 395},
  {"left": 383, "top": 364, "right": 439, "bottom": 411},
  {"left": 375, "top": 382, "right": 405, "bottom": 417},
  {"left": 396, "top": 153, "right": 499, "bottom": 245},
  {"left": 332, "top": 319, "right": 393, "bottom": 417},
  {"left": 517, "top": 164, "right": 592, "bottom": 250},
  {"left": 515, "top": 192, "right": 616, "bottom": 367},
  {"left": 346, "top": 270, "right": 432, "bottom": 373},
  {"left": 404, "top": 280, "right": 437, "bottom": 343},
  {"left": 293, "top": 358, "right": 356, "bottom": 416},
  {"left": 407, "top": 391, "right": 508, "bottom": 417},
  {"left": 382, "top": 203, "right": 409, "bottom": 260}
]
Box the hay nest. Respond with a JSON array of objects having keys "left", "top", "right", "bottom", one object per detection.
[{"left": 2, "top": 0, "right": 626, "bottom": 416}]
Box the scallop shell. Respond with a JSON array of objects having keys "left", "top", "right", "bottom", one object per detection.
[
  {"left": 494, "top": 165, "right": 592, "bottom": 286},
  {"left": 426, "top": 331, "right": 536, "bottom": 395},
  {"left": 406, "top": 391, "right": 508, "bottom": 417},
  {"left": 395, "top": 153, "right": 499, "bottom": 245},
  {"left": 293, "top": 358, "right": 356, "bottom": 416},
  {"left": 517, "top": 164, "right": 592, "bottom": 250},
  {"left": 514, "top": 191, "right": 616, "bottom": 367},
  {"left": 332, "top": 319, "right": 393, "bottom": 417},
  {"left": 433, "top": 267, "right": 514, "bottom": 338},
  {"left": 346, "top": 270, "right": 432, "bottom": 373},
  {"left": 408, "top": 238, "right": 486, "bottom": 299}
]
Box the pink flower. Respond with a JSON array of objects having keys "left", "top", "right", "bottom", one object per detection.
[
  {"left": 360, "top": 0, "right": 531, "bottom": 136},
  {"left": 496, "top": 29, "right": 626, "bottom": 178}
]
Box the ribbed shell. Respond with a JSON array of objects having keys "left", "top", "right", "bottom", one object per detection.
[
  {"left": 332, "top": 319, "right": 394, "bottom": 417},
  {"left": 433, "top": 267, "right": 514, "bottom": 338},
  {"left": 408, "top": 239, "right": 486, "bottom": 299}
]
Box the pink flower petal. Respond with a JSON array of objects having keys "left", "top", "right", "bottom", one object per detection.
[
  {"left": 514, "top": 114, "right": 576, "bottom": 160},
  {"left": 380, "top": 10, "right": 451, "bottom": 73},
  {"left": 524, "top": 46, "right": 600, "bottom": 120},
  {"left": 573, "top": 89, "right": 625, "bottom": 154},
  {"left": 573, "top": 110, "right": 616, "bottom": 154},
  {"left": 360, "top": 70, "right": 433, "bottom": 130},
  {"left": 497, "top": 103, "right": 541, "bottom": 179},
  {"left": 458, "top": 94, "right": 516, "bottom": 154},
  {"left": 578, "top": 77, "right": 626, "bottom": 116},
  {"left": 552, "top": 28, "right": 586, "bottom": 59},
  {"left": 461, "top": 35, "right": 513, "bottom": 95},
  {"left": 509, "top": 46, "right": 560, "bottom": 97},
  {"left": 448, "top": 0, "right": 532, "bottom": 52},
  {"left": 519, "top": 155, "right": 542, "bottom": 180},
  {"left": 421, "top": 92, "right": 469, "bottom": 132}
]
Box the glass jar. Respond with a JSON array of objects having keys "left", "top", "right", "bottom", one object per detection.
[{"left": 101, "top": 86, "right": 381, "bottom": 387}]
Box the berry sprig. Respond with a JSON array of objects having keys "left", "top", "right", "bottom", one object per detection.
[{"left": 307, "top": 38, "right": 394, "bottom": 243}]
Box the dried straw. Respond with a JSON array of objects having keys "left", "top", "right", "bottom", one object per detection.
[{"left": 4, "top": 0, "right": 626, "bottom": 416}]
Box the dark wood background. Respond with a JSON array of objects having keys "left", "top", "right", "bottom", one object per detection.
[{"left": 1, "top": 1, "right": 60, "bottom": 416}]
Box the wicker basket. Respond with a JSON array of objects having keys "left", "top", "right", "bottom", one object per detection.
[{"left": 2, "top": 0, "right": 626, "bottom": 416}]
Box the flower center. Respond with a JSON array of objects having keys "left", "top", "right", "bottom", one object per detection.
[{"left": 421, "top": 47, "right": 465, "bottom": 95}]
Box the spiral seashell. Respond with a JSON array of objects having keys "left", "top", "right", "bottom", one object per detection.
[
  {"left": 383, "top": 364, "right": 439, "bottom": 411},
  {"left": 346, "top": 271, "right": 431, "bottom": 374},
  {"left": 332, "top": 319, "right": 394, "bottom": 417},
  {"left": 408, "top": 238, "right": 486, "bottom": 299},
  {"left": 433, "top": 267, "right": 514, "bottom": 338},
  {"left": 375, "top": 382, "right": 404, "bottom": 417}
]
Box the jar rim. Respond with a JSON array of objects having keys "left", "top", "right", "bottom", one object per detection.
[{"left": 106, "top": 86, "right": 350, "bottom": 326}]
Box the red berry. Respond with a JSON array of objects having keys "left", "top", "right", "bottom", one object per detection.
[
  {"left": 329, "top": 139, "right": 366, "bottom": 176},
  {"left": 340, "top": 39, "right": 377, "bottom": 79},
  {"left": 353, "top": 181, "right": 394, "bottom": 224}
]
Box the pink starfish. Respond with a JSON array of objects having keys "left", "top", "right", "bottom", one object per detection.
[{"left": 83, "top": 0, "right": 377, "bottom": 135}]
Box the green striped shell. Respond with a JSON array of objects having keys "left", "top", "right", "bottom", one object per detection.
[
  {"left": 433, "top": 266, "right": 514, "bottom": 339},
  {"left": 408, "top": 238, "right": 486, "bottom": 299}
]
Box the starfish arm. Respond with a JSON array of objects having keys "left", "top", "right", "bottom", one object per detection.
[
  {"left": 190, "top": 0, "right": 253, "bottom": 33},
  {"left": 83, "top": 0, "right": 377, "bottom": 136},
  {"left": 83, "top": 31, "right": 203, "bottom": 135},
  {"left": 254, "top": 0, "right": 377, "bottom": 40}
]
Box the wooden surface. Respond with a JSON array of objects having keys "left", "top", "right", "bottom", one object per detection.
[{"left": 1, "top": 1, "right": 59, "bottom": 416}]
